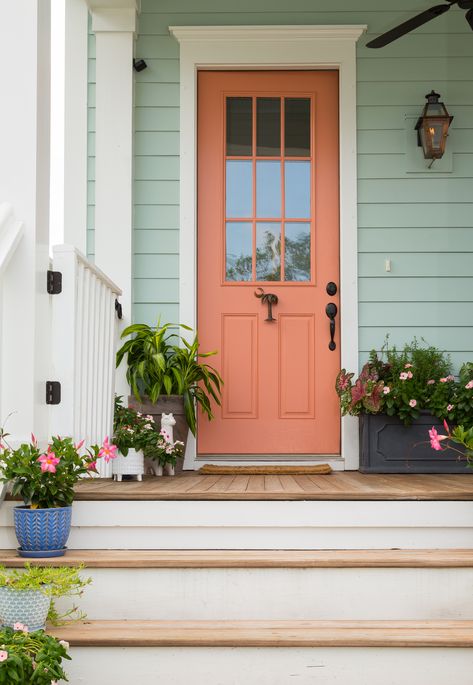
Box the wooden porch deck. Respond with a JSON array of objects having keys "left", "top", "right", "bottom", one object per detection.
[{"left": 73, "top": 472, "right": 473, "bottom": 501}]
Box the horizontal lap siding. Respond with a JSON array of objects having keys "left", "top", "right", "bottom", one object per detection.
[{"left": 88, "top": 0, "right": 473, "bottom": 369}]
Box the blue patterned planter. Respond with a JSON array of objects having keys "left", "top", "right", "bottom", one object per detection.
[
  {"left": 0, "top": 586, "right": 51, "bottom": 631},
  {"left": 14, "top": 506, "right": 72, "bottom": 557}
]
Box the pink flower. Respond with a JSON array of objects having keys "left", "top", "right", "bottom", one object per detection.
[
  {"left": 440, "top": 378, "right": 447, "bottom": 383},
  {"left": 429, "top": 427, "right": 448, "bottom": 451},
  {"left": 75, "top": 439, "right": 85, "bottom": 451},
  {"left": 37, "top": 453, "right": 60, "bottom": 473},
  {"left": 86, "top": 460, "right": 97, "bottom": 471},
  {"left": 407, "top": 371, "right": 413, "bottom": 379},
  {"left": 447, "top": 404, "right": 454, "bottom": 412},
  {"left": 439, "top": 376, "right": 454, "bottom": 383},
  {"left": 443, "top": 419, "right": 450, "bottom": 435},
  {"left": 383, "top": 386, "right": 390, "bottom": 394},
  {"left": 409, "top": 399, "right": 417, "bottom": 408},
  {"left": 0, "top": 650, "right": 7, "bottom": 662},
  {"left": 13, "top": 622, "right": 28, "bottom": 632},
  {"left": 98, "top": 436, "right": 118, "bottom": 463},
  {"left": 31, "top": 433, "right": 38, "bottom": 447},
  {"left": 465, "top": 380, "right": 473, "bottom": 390},
  {"left": 404, "top": 363, "right": 413, "bottom": 368},
  {"left": 446, "top": 375, "right": 455, "bottom": 382},
  {"left": 427, "top": 379, "right": 435, "bottom": 385},
  {"left": 399, "top": 372, "right": 408, "bottom": 381}
]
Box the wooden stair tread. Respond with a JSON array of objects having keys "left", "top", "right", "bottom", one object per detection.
[
  {"left": 3, "top": 549, "right": 473, "bottom": 568},
  {"left": 66, "top": 472, "right": 473, "bottom": 501},
  {"left": 49, "top": 620, "right": 473, "bottom": 647}
]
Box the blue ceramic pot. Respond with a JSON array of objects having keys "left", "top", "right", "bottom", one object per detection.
[
  {"left": 0, "top": 586, "right": 51, "bottom": 631},
  {"left": 14, "top": 506, "right": 72, "bottom": 558}
]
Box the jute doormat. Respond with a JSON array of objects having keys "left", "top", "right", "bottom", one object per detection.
[{"left": 198, "top": 464, "right": 332, "bottom": 475}]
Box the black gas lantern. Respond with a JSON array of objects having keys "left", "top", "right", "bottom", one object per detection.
[{"left": 415, "top": 91, "right": 453, "bottom": 163}]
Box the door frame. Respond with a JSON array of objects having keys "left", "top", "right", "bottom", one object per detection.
[{"left": 170, "top": 24, "right": 366, "bottom": 470}]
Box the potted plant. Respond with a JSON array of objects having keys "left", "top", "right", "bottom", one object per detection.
[
  {"left": 336, "top": 339, "right": 473, "bottom": 473},
  {"left": 0, "top": 564, "right": 90, "bottom": 632},
  {"left": 116, "top": 320, "right": 223, "bottom": 456},
  {"left": 141, "top": 424, "right": 184, "bottom": 476},
  {"left": 0, "top": 427, "right": 118, "bottom": 557},
  {"left": 429, "top": 421, "right": 473, "bottom": 469},
  {"left": 111, "top": 397, "right": 154, "bottom": 481},
  {"left": 0, "top": 624, "right": 70, "bottom": 684}
]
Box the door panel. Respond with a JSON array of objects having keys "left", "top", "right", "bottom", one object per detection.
[{"left": 198, "top": 71, "right": 340, "bottom": 456}]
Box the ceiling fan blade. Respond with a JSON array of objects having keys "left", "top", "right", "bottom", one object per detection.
[
  {"left": 466, "top": 8, "right": 473, "bottom": 28},
  {"left": 366, "top": 3, "right": 452, "bottom": 48}
]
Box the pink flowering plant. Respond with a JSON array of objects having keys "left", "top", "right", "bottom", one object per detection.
[
  {"left": 113, "top": 396, "right": 157, "bottom": 456},
  {"left": 0, "top": 425, "right": 117, "bottom": 509},
  {"left": 0, "top": 625, "right": 70, "bottom": 684},
  {"left": 140, "top": 426, "right": 184, "bottom": 468},
  {"left": 429, "top": 420, "right": 473, "bottom": 469},
  {"left": 336, "top": 338, "right": 468, "bottom": 425}
]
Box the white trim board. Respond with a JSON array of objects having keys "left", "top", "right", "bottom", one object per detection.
[{"left": 170, "top": 25, "right": 366, "bottom": 470}]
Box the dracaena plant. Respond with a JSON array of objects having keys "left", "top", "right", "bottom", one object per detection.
[
  {"left": 336, "top": 338, "right": 467, "bottom": 425},
  {"left": 116, "top": 321, "right": 223, "bottom": 435},
  {"left": 0, "top": 625, "right": 70, "bottom": 685},
  {"left": 0, "top": 427, "right": 117, "bottom": 509}
]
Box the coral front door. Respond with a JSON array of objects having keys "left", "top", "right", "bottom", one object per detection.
[{"left": 197, "top": 71, "right": 340, "bottom": 456}]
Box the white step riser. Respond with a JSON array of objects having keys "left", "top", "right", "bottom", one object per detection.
[
  {"left": 55, "top": 567, "right": 473, "bottom": 621},
  {"left": 64, "top": 647, "right": 473, "bottom": 685},
  {"left": 2, "top": 501, "right": 473, "bottom": 549}
]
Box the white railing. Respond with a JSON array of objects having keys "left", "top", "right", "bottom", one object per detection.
[
  {"left": 50, "top": 245, "right": 122, "bottom": 477},
  {"left": 0, "top": 203, "right": 24, "bottom": 501}
]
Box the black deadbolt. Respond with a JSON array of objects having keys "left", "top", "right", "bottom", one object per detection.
[{"left": 326, "top": 282, "right": 337, "bottom": 296}]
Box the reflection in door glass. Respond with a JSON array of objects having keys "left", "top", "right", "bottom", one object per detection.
[
  {"left": 285, "top": 98, "right": 311, "bottom": 157},
  {"left": 226, "top": 160, "right": 253, "bottom": 218},
  {"left": 226, "top": 97, "right": 252, "bottom": 156},
  {"left": 256, "top": 223, "right": 281, "bottom": 281},
  {"left": 256, "top": 161, "right": 281, "bottom": 218},
  {"left": 256, "top": 98, "right": 281, "bottom": 156},
  {"left": 285, "top": 223, "right": 311, "bottom": 281},
  {"left": 226, "top": 222, "right": 253, "bottom": 281},
  {"left": 285, "top": 161, "right": 311, "bottom": 219}
]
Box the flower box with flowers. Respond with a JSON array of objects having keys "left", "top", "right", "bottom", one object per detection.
[{"left": 337, "top": 340, "right": 473, "bottom": 473}]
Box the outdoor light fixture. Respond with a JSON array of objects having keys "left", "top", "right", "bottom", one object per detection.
[
  {"left": 133, "top": 58, "right": 147, "bottom": 72},
  {"left": 415, "top": 90, "right": 453, "bottom": 167}
]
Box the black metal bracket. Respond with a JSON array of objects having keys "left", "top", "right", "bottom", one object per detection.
[
  {"left": 46, "top": 381, "right": 61, "bottom": 405},
  {"left": 115, "top": 298, "right": 123, "bottom": 319},
  {"left": 47, "top": 270, "right": 62, "bottom": 295}
]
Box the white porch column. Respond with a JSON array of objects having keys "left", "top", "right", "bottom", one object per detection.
[
  {"left": 50, "top": 0, "right": 89, "bottom": 252},
  {"left": 89, "top": 5, "right": 137, "bottom": 399},
  {"left": 0, "top": 0, "right": 51, "bottom": 444}
]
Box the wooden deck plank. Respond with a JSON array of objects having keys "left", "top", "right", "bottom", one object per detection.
[
  {"left": 49, "top": 620, "right": 473, "bottom": 647},
  {"left": 3, "top": 549, "right": 473, "bottom": 568},
  {"left": 64, "top": 472, "right": 473, "bottom": 501}
]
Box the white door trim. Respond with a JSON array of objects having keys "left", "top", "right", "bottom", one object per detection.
[{"left": 170, "top": 25, "right": 366, "bottom": 470}]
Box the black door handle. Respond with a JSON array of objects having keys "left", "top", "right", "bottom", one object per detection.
[{"left": 325, "top": 302, "right": 338, "bottom": 351}]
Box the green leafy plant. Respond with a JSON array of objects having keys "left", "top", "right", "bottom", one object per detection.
[
  {"left": 336, "top": 338, "right": 471, "bottom": 425},
  {"left": 0, "top": 429, "right": 116, "bottom": 509},
  {"left": 0, "top": 565, "right": 91, "bottom": 625},
  {"left": 116, "top": 321, "right": 223, "bottom": 435},
  {"left": 0, "top": 625, "right": 70, "bottom": 684}
]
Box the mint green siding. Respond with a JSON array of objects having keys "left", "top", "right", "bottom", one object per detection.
[{"left": 88, "top": 1, "right": 473, "bottom": 369}]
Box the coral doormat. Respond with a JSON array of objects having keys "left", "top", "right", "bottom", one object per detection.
[{"left": 198, "top": 464, "right": 332, "bottom": 475}]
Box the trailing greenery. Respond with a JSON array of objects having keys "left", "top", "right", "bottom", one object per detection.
[
  {"left": 0, "top": 626, "right": 70, "bottom": 684},
  {"left": 116, "top": 321, "right": 223, "bottom": 435},
  {"left": 0, "top": 564, "right": 91, "bottom": 625},
  {"left": 337, "top": 338, "right": 473, "bottom": 426}
]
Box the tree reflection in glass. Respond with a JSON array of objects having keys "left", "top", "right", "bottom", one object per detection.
[
  {"left": 285, "top": 223, "right": 311, "bottom": 281},
  {"left": 256, "top": 223, "right": 281, "bottom": 281}
]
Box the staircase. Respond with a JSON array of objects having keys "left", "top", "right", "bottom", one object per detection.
[{"left": 1, "top": 479, "right": 473, "bottom": 683}]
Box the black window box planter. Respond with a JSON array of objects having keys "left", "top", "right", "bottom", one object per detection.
[{"left": 359, "top": 411, "right": 469, "bottom": 474}]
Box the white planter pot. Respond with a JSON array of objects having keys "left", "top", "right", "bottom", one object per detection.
[{"left": 112, "top": 449, "right": 144, "bottom": 481}]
